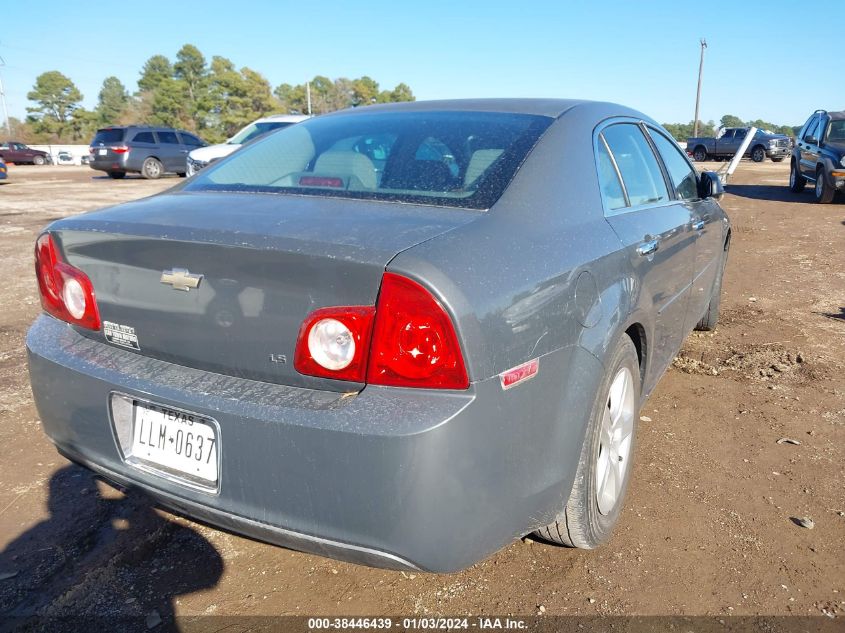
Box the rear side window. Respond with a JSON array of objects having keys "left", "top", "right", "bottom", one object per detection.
[
  {"left": 803, "top": 116, "right": 820, "bottom": 141},
  {"left": 185, "top": 111, "right": 553, "bottom": 210},
  {"left": 92, "top": 129, "right": 125, "bottom": 144},
  {"left": 601, "top": 124, "right": 669, "bottom": 208},
  {"left": 648, "top": 129, "right": 699, "bottom": 201},
  {"left": 596, "top": 137, "right": 627, "bottom": 210},
  {"left": 158, "top": 131, "right": 179, "bottom": 145},
  {"left": 180, "top": 133, "right": 204, "bottom": 147},
  {"left": 132, "top": 132, "right": 156, "bottom": 143}
]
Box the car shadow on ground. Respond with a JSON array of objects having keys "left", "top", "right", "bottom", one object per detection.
[
  {"left": 727, "top": 183, "right": 845, "bottom": 205},
  {"left": 0, "top": 464, "right": 223, "bottom": 632},
  {"left": 818, "top": 307, "right": 845, "bottom": 322},
  {"left": 725, "top": 184, "right": 830, "bottom": 204},
  {"left": 90, "top": 175, "right": 181, "bottom": 181}
]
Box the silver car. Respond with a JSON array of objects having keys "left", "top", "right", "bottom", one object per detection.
[{"left": 28, "top": 99, "right": 729, "bottom": 572}]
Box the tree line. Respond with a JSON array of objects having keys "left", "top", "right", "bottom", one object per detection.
[
  {"left": 662, "top": 114, "right": 799, "bottom": 142},
  {"left": 9, "top": 44, "right": 415, "bottom": 144}
]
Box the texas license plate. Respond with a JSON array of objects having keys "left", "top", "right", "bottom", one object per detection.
[
  {"left": 130, "top": 402, "right": 219, "bottom": 488},
  {"left": 98, "top": 148, "right": 107, "bottom": 155}
]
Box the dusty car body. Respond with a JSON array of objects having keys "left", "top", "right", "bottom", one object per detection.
[{"left": 27, "top": 99, "right": 730, "bottom": 572}]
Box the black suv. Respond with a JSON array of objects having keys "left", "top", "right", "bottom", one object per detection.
[
  {"left": 789, "top": 110, "right": 845, "bottom": 203},
  {"left": 89, "top": 126, "right": 207, "bottom": 179}
]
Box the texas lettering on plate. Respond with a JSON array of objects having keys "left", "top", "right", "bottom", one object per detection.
[{"left": 131, "top": 403, "right": 218, "bottom": 485}]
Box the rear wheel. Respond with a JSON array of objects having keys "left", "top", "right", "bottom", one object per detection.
[
  {"left": 535, "top": 335, "right": 639, "bottom": 548},
  {"left": 751, "top": 146, "right": 766, "bottom": 162},
  {"left": 141, "top": 157, "right": 163, "bottom": 180},
  {"left": 789, "top": 160, "right": 806, "bottom": 193},
  {"left": 815, "top": 167, "right": 835, "bottom": 204},
  {"left": 696, "top": 247, "right": 728, "bottom": 331},
  {"left": 33, "top": 155, "right": 45, "bottom": 166},
  {"left": 693, "top": 147, "right": 707, "bottom": 162},
  {"left": 107, "top": 171, "right": 126, "bottom": 179}
]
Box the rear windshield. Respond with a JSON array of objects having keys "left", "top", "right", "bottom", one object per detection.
[
  {"left": 92, "top": 129, "right": 126, "bottom": 144},
  {"left": 185, "top": 111, "right": 553, "bottom": 209},
  {"left": 229, "top": 121, "right": 296, "bottom": 145}
]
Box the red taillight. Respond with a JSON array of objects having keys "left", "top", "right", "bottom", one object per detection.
[
  {"left": 294, "top": 273, "right": 469, "bottom": 389},
  {"left": 88, "top": 147, "right": 96, "bottom": 155},
  {"left": 35, "top": 233, "right": 101, "bottom": 330},
  {"left": 294, "top": 306, "right": 375, "bottom": 382},
  {"left": 367, "top": 273, "right": 468, "bottom": 389},
  {"left": 111, "top": 146, "right": 129, "bottom": 154}
]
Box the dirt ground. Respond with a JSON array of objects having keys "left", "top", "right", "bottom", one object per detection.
[{"left": 0, "top": 163, "right": 842, "bottom": 628}]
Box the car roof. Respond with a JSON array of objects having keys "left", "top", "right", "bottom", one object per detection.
[
  {"left": 322, "top": 98, "right": 599, "bottom": 119},
  {"left": 97, "top": 125, "right": 187, "bottom": 131},
  {"left": 828, "top": 110, "right": 845, "bottom": 121},
  {"left": 256, "top": 114, "right": 311, "bottom": 123}
]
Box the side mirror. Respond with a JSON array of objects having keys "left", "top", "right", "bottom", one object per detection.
[
  {"left": 805, "top": 135, "right": 818, "bottom": 145},
  {"left": 699, "top": 171, "right": 724, "bottom": 201}
]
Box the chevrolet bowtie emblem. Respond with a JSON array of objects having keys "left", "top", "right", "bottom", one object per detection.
[{"left": 160, "top": 268, "right": 203, "bottom": 291}]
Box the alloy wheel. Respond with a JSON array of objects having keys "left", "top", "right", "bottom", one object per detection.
[{"left": 595, "top": 367, "right": 635, "bottom": 515}]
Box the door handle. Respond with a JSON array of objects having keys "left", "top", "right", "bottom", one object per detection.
[
  {"left": 692, "top": 220, "right": 706, "bottom": 231},
  {"left": 636, "top": 240, "right": 659, "bottom": 256}
]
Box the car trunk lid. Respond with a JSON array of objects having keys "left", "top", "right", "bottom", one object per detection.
[{"left": 50, "top": 191, "right": 480, "bottom": 391}]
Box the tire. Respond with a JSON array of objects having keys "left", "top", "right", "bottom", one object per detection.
[
  {"left": 751, "top": 146, "right": 766, "bottom": 163},
  {"left": 535, "top": 335, "right": 640, "bottom": 548},
  {"left": 771, "top": 156, "right": 785, "bottom": 163},
  {"left": 695, "top": 247, "right": 728, "bottom": 331},
  {"left": 814, "top": 167, "right": 835, "bottom": 204},
  {"left": 141, "top": 157, "right": 163, "bottom": 180},
  {"left": 693, "top": 147, "right": 707, "bottom": 162},
  {"left": 33, "top": 155, "right": 45, "bottom": 166},
  {"left": 107, "top": 171, "right": 126, "bottom": 179},
  {"left": 789, "top": 160, "right": 806, "bottom": 193}
]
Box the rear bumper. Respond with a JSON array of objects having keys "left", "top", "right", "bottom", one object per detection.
[
  {"left": 89, "top": 155, "right": 129, "bottom": 173},
  {"left": 26, "top": 315, "right": 599, "bottom": 572}
]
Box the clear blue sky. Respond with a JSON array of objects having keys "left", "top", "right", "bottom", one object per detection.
[{"left": 2, "top": 0, "right": 842, "bottom": 128}]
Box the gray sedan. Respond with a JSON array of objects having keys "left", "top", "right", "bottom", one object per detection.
[{"left": 27, "top": 99, "right": 729, "bottom": 572}]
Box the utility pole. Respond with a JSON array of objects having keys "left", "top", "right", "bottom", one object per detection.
[
  {"left": 0, "top": 53, "right": 11, "bottom": 138},
  {"left": 693, "top": 38, "right": 707, "bottom": 138},
  {"left": 306, "top": 81, "right": 312, "bottom": 116}
]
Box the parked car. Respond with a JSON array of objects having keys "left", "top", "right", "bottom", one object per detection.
[
  {"left": 56, "top": 151, "right": 75, "bottom": 165},
  {"left": 88, "top": 126, "right": 207, "bottom": 179},
  {"left": 0, "top": 141, "right": 50, "bottom": 165},
  {"left": 187, "top": 114, "right": 309, "bottom": 176},
  {"left": 27, "top": 99, "right": 730, "bottom": 572},
  {"left": 686, "top": 127, "right": 791, "bottom": 163},
  {"left": 0, "top": 158, "right": 7, "bottom": 180},
  {"left": 789, "top": 109, "right": 845, "bottom": 204}
]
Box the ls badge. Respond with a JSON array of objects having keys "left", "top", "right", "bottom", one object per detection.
[{"left": 161, "top": 268, "right": 203, "bottom": 291}]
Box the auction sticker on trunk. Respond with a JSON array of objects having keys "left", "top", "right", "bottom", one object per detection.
[
  {"left": 130, "top": 402, "right": 219, "bottom": 489},
  {"left": 103, "top": 320, "right": 140, "bottom": 350}
]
